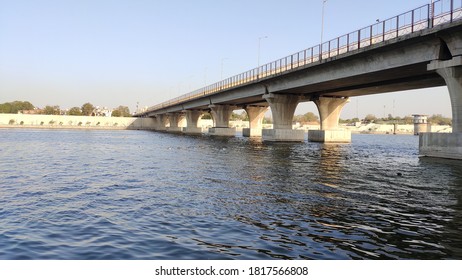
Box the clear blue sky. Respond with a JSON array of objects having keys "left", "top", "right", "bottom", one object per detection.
[{"left": 0, "top": 0, "right": 451, "bottom": 118}]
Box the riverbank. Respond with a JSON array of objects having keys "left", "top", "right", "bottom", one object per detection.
[{"left": 0, "top": 113, "right": 156, "bottom": 130}]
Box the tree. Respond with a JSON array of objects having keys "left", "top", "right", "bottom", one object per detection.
[
  {"left": 201, "top": 112, "right": 212, "bottom": 119},
  {"left": 302, "top": 112, "right": 319, "bottom": 122},
  {"left": 0, "top": 101, "right": 34, "bottom": 113},
  {"left": 81, "top": 102, "right": 95, "bottom": 116},
  {"left": 263, "top": 116, "right": 272, "bottom": 124},
  {"left": 42, "top": 105, "right": 60, "bottom": 115},
  {"left": 240, "top": 111, "right": 249, "bottom": 121},
  {"left": 112, "top": 105, "right": 131, "bottom": 117},
  {"left": 230, "top": 112, "right": 242, "bottom": 121},
  {"left": 68, "top": 107, "right": 82, "bottom": 116},
  {"left": 364, "top": 114, "right": 377, "bottom": 123},
  {"left": 428, "top": 114, "right": 452, "bottom": 126},
  {"left": 293, "top": 112, "right": 319, "bottom": 123},
  {"left": 402, "top": 115, "right": 414, "bottom": 124}
]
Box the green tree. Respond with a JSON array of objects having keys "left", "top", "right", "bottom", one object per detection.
[
  {"left": 0, "top": 102, "right": 12, "bottom": 113},
  {"left": 42, "top": 105, "right": 60, "bottom": 115},
  {"left": 230, "top": 112, "right": 242, "bottom": 121},
  {"left": 201, "top": 112, "right": 212, "bottom": 119},
  {"left": 0, "top": 101, "right": 34, "bottom": 113},
  {"left": 302, "top": 112, "right": 319, "bottom": 122},
  {"left": 364, "top": 114, "right": 377, "bottom": 123},
  {"left": 111, "top": 110, "right": 121, "bottom": 117},
  {"left": 68, "top": 107, "right": 82, "bottom": 116},
  {"left": 428, "top": 114, "right": 452, "bottom": 126},
  {"left": 263, "top": 116, "right": 272, "bottom": 124},
  {"left": 240, "top": 111, "right": 249, "bottom": 121},
  {"left": 402, "top": 115, "right": 413, "bottom": 124},
  {"left": 81, "top": 102, "right": 95, "bottom": 116},
  {"left": 112, "top": 105, "right": 131, "bottom": 117},
  {"left": 294, "top": 112, "right": 319, "bottom": 123}
]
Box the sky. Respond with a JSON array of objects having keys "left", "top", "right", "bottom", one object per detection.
[{"left": 0, "top": 0, "right": 452, "bottom": 118}]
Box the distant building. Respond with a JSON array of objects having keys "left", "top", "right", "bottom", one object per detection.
[
  {"left": 92, "top": 106, "right": 113, "bottom": 117},
  {"left": 19, "top": 109, "right": 43, "bottom": 114}
]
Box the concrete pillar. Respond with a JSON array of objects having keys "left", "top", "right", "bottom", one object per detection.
[
  {"left": 243, "top": 106, "right": 268, "bottom": 137},
  {"left": 155, "top": 114, "right": 168, "bottom": 131},
  {"left": 262, "top": 93, "right": 304, "bottom": 142},
  {"left": 183, "top": 110, "right": 203, "bottom": 134},
  {"left": 431, "top": 58, "right": 462, "bottom": 132},
  {"left": 421, "top": 56, "right": 462, "bottom": 159},
  {"left": 166, "top": 113, "right": 184, "bottom": 133},
  {"left": 208, "top": 104, "right": 237, "bottom": 136},
  {"left": 308, "top": 96, "right": 351, "bottom": 143}
]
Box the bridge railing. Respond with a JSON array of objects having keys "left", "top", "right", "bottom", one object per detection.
[{"left": 143, "top": 0, "right": 462, "bottom": 114}]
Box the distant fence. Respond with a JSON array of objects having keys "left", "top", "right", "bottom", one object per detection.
[{"left": 142, "top": 0, "right": 462, "bottom": 114}]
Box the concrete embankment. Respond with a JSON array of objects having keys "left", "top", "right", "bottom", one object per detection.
[
  {"left": 0, "top": 114, "right": 452, "bottom": 134},
  {"left": 0, "top": 113, "right": 156, "bottom": 130}
]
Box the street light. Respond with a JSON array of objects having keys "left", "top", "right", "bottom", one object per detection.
[
  {"left": 426, "top": 0, "right": 435, "bottom": 28},
  {"left": 321, "top": 0, "right": 328, "bottom": 45},
  {"left": 430, "top": 0, "right": 434, "bottom": 20}
]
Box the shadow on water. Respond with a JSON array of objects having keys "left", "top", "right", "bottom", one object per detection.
[{"left": 418, "top": 157, "right": 462, "bottom": 258}]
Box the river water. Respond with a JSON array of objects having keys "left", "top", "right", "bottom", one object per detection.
[{"left": 0, "top": 129, "right": 461, "bottom": 259}]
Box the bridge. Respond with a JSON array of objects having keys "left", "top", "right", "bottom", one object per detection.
[{"left": 135, "top": 0, "right": 462, "bottom": 159}]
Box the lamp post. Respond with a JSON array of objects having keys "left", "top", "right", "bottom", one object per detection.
[
  {"left": 430, "top": 0, "right": 434, "bottom": 18},
  {"left": 321, "top": 0, "right": 328, "bottom": 45},
  {"left": 429, "top": 0, "right": 434, "bottom": 28}
]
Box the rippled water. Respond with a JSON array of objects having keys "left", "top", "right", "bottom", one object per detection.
[{"left": 1, "top": 129, "right": 461, "bottom": 259}]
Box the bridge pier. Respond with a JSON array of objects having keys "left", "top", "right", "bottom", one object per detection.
[
  {"left": 262, "top": 93, "right": 304, "bottom": 142},
  {"left": 308, "top": 97, "right": 351, "bottom": 143},
  {"left": 208, "top": 104, "right": 236, "bottom": 136},
  {"left": 154, "top": 114, "right": 168, "bottom": 131},
  {"left": 243, "top": 106, "right": 268, "bottom": 137},
  {"left": 421, "top": 57, "right": 462, "bottom": 159},
  {"left": 166, "top": 113, "right": 184, "bottom": 133},
  {"left": 183, "top": 110, "right": 203, "bottom": 134}
]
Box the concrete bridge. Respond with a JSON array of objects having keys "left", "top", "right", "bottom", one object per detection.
[{"left": 136, "top": 1, "right": 462, "bottom": 159}]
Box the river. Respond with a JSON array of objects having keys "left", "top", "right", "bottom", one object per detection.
[{"left": 0, "top": 129, "right": 461, "bottom": 259}]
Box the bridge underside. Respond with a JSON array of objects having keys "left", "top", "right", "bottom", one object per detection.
[{"left": 139, "top": 19, "right": 462, "bottom": 159}]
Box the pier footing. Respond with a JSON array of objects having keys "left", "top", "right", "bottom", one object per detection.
[
  {"left": 208, "top": 127, "right": 236, "bottom": 136},
  {"left": 262, "top": 129, "right": 305, "bottom": 142},
  {"left": 166, "top": 127, "right": 183, "bottom": 133},
  {"left": 243, "top": 128, "right": 263, "bottom": 137},
  {"left": 419, "top": 132, "right": 462, "bottom": 160},
  {"left": 183, "top": 127, "right": 203, "bottom": 135},
  {"left": 308, "top": 130, "right": 351, "bottom": 143}
]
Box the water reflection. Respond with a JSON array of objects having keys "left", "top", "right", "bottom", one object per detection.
[{"left": 316, "top": 143, "right": 349, "bottom": 185}]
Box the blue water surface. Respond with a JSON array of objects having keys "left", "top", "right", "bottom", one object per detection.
[{"left": 1, "top": 129, "right": 461, "bottom": 259}]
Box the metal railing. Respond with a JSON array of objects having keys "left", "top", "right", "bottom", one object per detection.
[{"left": 143, "top": 0, "right": 462, "bottom": 114}]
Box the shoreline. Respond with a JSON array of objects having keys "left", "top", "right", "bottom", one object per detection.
[{"left": 0, "top": 113, "right": 156, "bottom": 130}]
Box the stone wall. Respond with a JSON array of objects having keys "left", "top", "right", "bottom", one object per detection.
[{"left": 0, "top": 114, "right": 156, "bottom": 130}]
